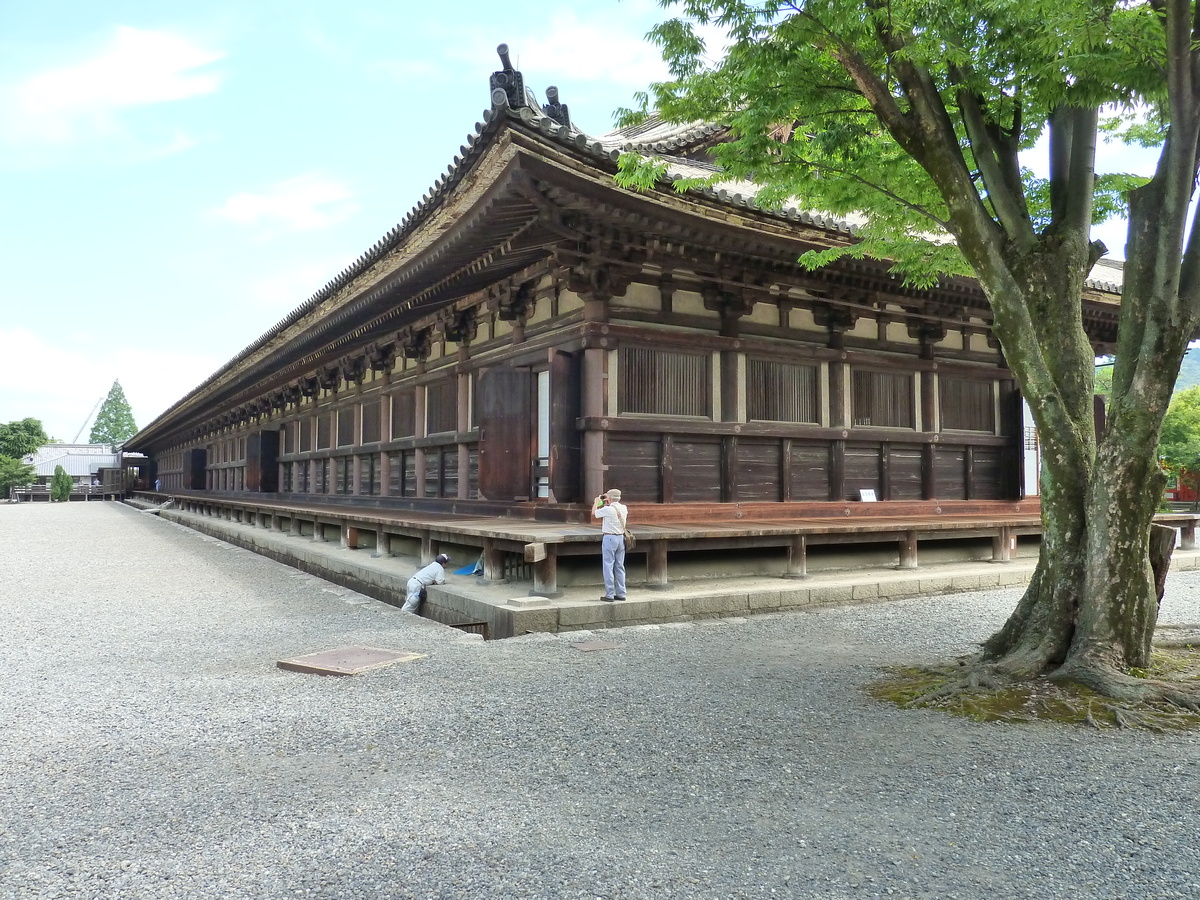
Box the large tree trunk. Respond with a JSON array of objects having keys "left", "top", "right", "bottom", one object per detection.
[{"left": 976, "top": 242, "right": 1179, "bottom": 684}]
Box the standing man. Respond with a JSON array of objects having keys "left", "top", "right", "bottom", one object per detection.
[
  {"left": 403, "top": 553, "right": 451, "bottom": 613},
  {"left": 593, "top": 489, "right": 628, "bottom": 602}
]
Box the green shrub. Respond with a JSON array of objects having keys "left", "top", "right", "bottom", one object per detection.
[{"left": 51, "top": 465, "right": 73, "bottom": 502}]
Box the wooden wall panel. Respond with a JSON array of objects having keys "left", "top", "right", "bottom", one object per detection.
[
  {"left": 467, "top": 447, "right": 479, "bottom": 499},
  {"left": 442, "top": 447, "right": 459, "bottom": 499},
  {"left": 671, "top": 437, "right": 722, "bottom": 502},
  {"left": 788, "top": 441, "right": 830, "bottom": 501},
  {"left": 607, "top": 436, "right": 662, "bottom": 502},
  {"left": 935, "top": 446, "right": 967, "bottom": 499},
  {"left": 971, "top": 447, "right": 1006, "bottom": 500},
  {"left": 735, "top": 438, "right": 782, "bottom": 502},
  {"left": 888, "top": 444, "right": 923, "bottom": 500},
  {"left": 843, "top": 443, "right": 882, "bottom": 500}
]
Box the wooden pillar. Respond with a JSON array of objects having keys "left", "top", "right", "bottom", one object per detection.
[
  {"left": 992, "top": 526, "right": 1014, "bottom": 562},
  {"left": 373, "top": 527, "right": 389, "bottom": 558},
  {"left": 482, "top": 538, "right": 507, "bottom": 584},
  {"left": 289, "top": 516, "right": 301, "bottom": 536},
  {"left": 662, "top": 435, "right": 675, "bottom": 503},
  {"left": 780, "top": 438, "right": 793, "bottom": 503},
  {"left": 829, "top": 440, "right": 846, "bottom": 502},
  {"left": 312, "top": 519, "right": 325, "bottom": 542},
  {"left": 420, "top": 531, "right": 433, "bottom": 563},
  {"left": 898, "top": 531, "right": 919, "bottom": 569},
  {"left": 531, "top": 547, "right": 560, "bottom": 598},
  {"left": 1182, "top": 521, "right": 1197, "bottom": 551},
  {"left": 647, "top": 540, "right": 670, "bottom": 589},
  {"left": 880, "top": 442, "right": 892, "bottom": 500},
  {"left": 721, "top": 436, "right": 737, "bottom": 503},
  {"left": 922, "top": 444, "right": 937, "bottom": 500},
  {"left": 414, "top": 382, "right": 427, "bottom": 497},
  {"left": 270, "top": 514, "right": 282, "bottom": 532},
  {"left": 582, "top": 347, "right": 606, "bottom": 500},
  {"left": 785, "top": 535, "right": 808, "bottom": 578}
]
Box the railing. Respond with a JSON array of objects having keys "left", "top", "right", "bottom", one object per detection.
[{"left": 9, "top": 484, "right": 122, "bottom": 501}]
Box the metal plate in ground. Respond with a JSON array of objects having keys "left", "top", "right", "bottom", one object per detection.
[
  {"left": 570, "top": 641, "right": 622, "bottom": 653},
  {"left": 277, "top": 646, "right": 426, "bottom": 676}
]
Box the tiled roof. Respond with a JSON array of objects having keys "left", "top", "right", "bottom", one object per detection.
[
  {"left": 29, "top": 450, "right": 118, "bottom": 477},
  {"left": 129, "top": 43, "right": 1126, "bottom": 447}
]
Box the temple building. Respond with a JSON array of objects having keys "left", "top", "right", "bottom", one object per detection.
[{"left": 125, "top": 46, "right": 1124, "bottom": 598}]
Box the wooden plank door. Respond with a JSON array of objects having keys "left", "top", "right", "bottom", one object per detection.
[{"left": 477, "top": 365, "right": 532, "bottom": 501}]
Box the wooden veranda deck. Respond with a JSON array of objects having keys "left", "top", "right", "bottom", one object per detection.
[{"left": 146, "top": 492, "right": 1200, "bottom": 598}]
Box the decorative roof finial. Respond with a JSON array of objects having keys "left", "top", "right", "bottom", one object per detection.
[
  {"left": 490, "top": 43, "right": 526, "bottom": 109},
  {"left": 543, "top": 86, "right": 571, "bottom": 129}
]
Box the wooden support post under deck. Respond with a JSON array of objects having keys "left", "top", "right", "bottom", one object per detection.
[
  {"left": 270, "top": 515, "right": 282, "bottom": 532},
  {"left": 992, "top": 527, "right": 1014, "bottom": 562},
  {"left": 1182, "top": 521, "right": 1197, "bottom": 551},
  {"left": 420, "top": 531, "right": 433, "bottom": 564},
  {"left": 531, "top": 547, "right": 561, "bottom": 598},
  {"left": 898, "top": 531, "right": 919, "bottom": 569},
  {"left": 372, "top": 527, "right": 388, "bottom": 558},
  {"left": 482, "top": 538, "right": 506, "bottom": 584},
  {"left": 312, "top": 520, "right": 325, "bottom": 542},
  {"left": 646, "top": 540, "right": 671, "bottom": 590},
  {"left": 785, "top": 535, "right": 808, "bottom": 579},
  {"left": 289, "top": 516, "right": 301, "bottom": 537}
]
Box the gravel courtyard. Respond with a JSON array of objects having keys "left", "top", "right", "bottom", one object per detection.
[{"left": 3, "top": 501, "right": 1200, "bottom": 900}]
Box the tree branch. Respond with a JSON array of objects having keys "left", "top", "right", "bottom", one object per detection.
[{"left": 956, "top": 84, "right": 1035, "bottom": 241}]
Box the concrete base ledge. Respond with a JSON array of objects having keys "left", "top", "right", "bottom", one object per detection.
[{"left": 145, "top": 505, "right": 1200, "bottom": 640}]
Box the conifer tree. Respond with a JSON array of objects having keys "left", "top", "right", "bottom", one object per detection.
[
  {"left": 89, "top": 380, "right": 138, "bottom": 445},
  {"left": 50, "top": 465, "right": 72, "bottom": 502}
]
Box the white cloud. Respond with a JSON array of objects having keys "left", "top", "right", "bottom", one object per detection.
[
  {"left": 2, "top": 27, "right": 224, "bottom": 148},
  {"left": 247, "top": 254, "right": 360, "bottom": 312},
  {"left": 214, "top": 174, "right": 360, "bottom": 232},
  {"left": 0, "top": 329, "right": 222, "bottom": 442}
]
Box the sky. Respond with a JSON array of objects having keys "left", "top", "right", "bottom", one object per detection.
[{"left": 0, "top": 1, "right": 1163, "bottom": 443}]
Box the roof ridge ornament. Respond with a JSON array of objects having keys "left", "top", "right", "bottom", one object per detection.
[
  {"left": 542, "top": 86, "right": 571, "bottom": 129},
  {"left": 490, "top": 43, "right": 527, "bottom": 110}
]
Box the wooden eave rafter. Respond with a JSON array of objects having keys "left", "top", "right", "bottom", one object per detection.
[{"left": 132, "top": 110, "right": 1127, "bottom": 450}]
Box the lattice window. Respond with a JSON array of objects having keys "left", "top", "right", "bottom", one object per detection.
[
  {"left": 852, "top": 370, "right": 914, "bottom": 428},
  {"left": 361, "top": 455, "right": 380, "bottom": 495},
  {"left": 316, "top": 415, "right": 331, "bottom": 450},
  {"left": 747, "top": 359, "right": 818, "bottom": 423},
  {"left": 940, "top": 377, "right": 996, "bottom": 432},
  {"left": 361, "top": 400, "right": 381, "bottom": 444},
  {"left": 337, "top": 408, "right": 355, "bottom": 447},
  {"left": 300, "top": 418, "right": 312, "bottom": 452},
  {"left": 391, "top": 390, "right": 415, "bottom": 439},
  {"left": 426, "top": 380, "right": 458, "bottom": 434},
  {"left": 335, "top": 457, "right": 352, "bottom": 494},
  {"left": 619, "top": 347, "right": 711, "bottom": 417}
]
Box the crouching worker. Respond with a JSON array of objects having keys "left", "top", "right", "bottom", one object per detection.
[{"left": 402, "top": 553, "right": 451, "bottom": 613}]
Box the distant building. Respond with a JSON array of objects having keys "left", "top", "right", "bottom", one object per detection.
[{"left": 24, "top": 444, "right": 119, "bottom": 486}]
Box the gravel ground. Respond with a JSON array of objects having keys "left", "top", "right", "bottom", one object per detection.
[{"left": 3, "top": 501, "right": 1200, "bottom": 900}]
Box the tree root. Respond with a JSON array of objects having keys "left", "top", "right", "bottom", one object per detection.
[{"left": 868, "top": 645, "right": 1200, "bottom": 730}]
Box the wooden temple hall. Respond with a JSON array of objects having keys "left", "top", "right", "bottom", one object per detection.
[{"left": 126, "top": 45, "right": 1126, "bottom": 597}]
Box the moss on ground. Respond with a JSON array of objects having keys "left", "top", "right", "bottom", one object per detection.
[{"left": 868, "top": 646, "right": 1200, "bottom": 731}]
